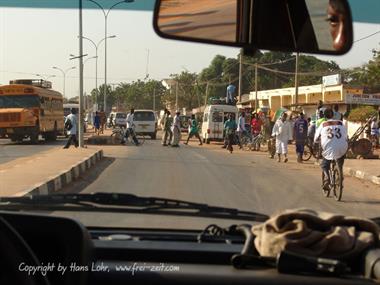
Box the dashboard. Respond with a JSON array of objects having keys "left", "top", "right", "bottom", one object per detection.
[{"left": 0, "top": 211, "right": 376, "bottom": 285}]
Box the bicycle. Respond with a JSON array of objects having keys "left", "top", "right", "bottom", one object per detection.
[
  {"left": 111, "top": 126, "right": 145, "bottom": 146},
  {"left": 321, "top": 159, "right": 343, "bottom": 201},
  {"left": 250, "top": 132, "right": 266, "bottom": 151},
  {"left": 302, "top": 138, "right": 321, "bottom": 161}
]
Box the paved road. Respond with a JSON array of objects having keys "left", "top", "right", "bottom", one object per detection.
[
  {"left": 59, "top": 135, "right": 380, "bottom": 228},
  {"left": 0, "top": 137, "right": 66, "bottom": 164}
]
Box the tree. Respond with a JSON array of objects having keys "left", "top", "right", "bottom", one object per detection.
[
  {"left": 345, "top": 48, "right": 380, "bottom": 93},
  {"left": 163, "top": 71, "right": 199, "bottom": 111}
]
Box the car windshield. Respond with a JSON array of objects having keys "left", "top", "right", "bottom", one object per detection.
[{"left": 0, "top": 1, "right": 380, "bottom": 232}]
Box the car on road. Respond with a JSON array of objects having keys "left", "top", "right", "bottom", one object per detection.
[{"left": 133, "top": 110, "right": 158, "bottom": 139}]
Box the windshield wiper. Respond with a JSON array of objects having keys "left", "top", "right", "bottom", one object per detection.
[{"left": 0, "top": 193, "right": 269, "bottom": 222}]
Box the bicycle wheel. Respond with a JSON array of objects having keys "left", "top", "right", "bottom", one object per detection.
[
  {"left": 321, "top": 172, "right": 330, "bottom": 197},
  {"left": 111, "top": 131, "right": 123, "bottom": 144},
  {"left": 302, "top": 145, "right": 312, "bottom": 161},
  {"left": 137, "top": 135, "right": 145, "bottom": 146},
  {"left": 333, "top": 164, "right": 343, "bottom": 201}
]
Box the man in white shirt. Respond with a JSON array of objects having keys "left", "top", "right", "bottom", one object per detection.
[
  {"left": 63, "top": 108, "right": 79, "bottom": 149},
  {"left": 237, "top": 112, "right": 246, "bottom": 149},
  {"left": 272, "top": 112, "right": 293, "bottom": 163},
  {"left": 122, "top": 108, "right": 139, "bottom": 145},
  {"left": 314, "top": 108, "right": 348, "bottom": 190},
  {"left": 171, "top": 111, "right": 181, "bottom": 147}
]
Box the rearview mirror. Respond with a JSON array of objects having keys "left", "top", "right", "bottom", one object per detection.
[{"left": 153, "top": 0, "right": 353, "bottom": 55}]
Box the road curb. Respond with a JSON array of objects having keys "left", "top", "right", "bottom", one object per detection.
[
  {"left": 18, "top": 150, "right": 104, "bottom": 196},
  {"left": 343, "top": 167, "right": 380, "bottom": 186}
]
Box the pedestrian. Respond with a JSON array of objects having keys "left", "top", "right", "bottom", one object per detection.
[
  {"left": 237, "top": 111, "right": 247, "bottom": 149},
  {"left": 63, "top": 108, "right": 79, "bottom": 149},
  {"left": 294, "top": 113, "right": 308, "bottom": 163},
  {"left": 93, "top": 111, "right": 101, "bottom": 135},
  {"left": 184, "top": 114, "right": 203, "bottom": 146},
  {"left": 370, "top": 117, "right": 379, "bottom": 148},
  {"left": 122, "top": 108, "right": 139, "bottom": 146},
  {"left": 251, "top": 112, "right": 263, "bottom": 151},
  {"left": 109, "top": 113, "right": 114, "bottom": 128},
  {"left": 162, "top": 110, "right": 173, "bottom": 146},
  {"left": 171, "top": 111, "right": 181, "bottom": 147},
  {"left": 272, "top": 112, "right": 293, "bottom": 163},
  {"left": 226, "top": 83, "right": 236, "bottom": 105},
  {"left": 316, "top": 109, "right": 326, "bottom": 128},
  {"left": 99, "top": 110, "right": 106, "bottom": 134},
  {"left": 333, "top": 104, "right": 343, "bottom": 120},
  {"left": 223, "top": 113, "right": 237, "bottom": 153},
  {"left": 316, "top": 100, "right": 324, "bottom": 120}
]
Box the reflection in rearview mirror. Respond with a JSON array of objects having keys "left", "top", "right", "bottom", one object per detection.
[
  {"left": 154, "top": 0, "right": 353, "bottom": 55},
  {"left": 156, "top": 0, "right": 238, "bottom": 44},
  {"left": 305, "top": 0, "right": 350, "bottom": 52}
]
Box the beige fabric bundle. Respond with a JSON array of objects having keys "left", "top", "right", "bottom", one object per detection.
[{"left": 252, "top": 209, "right": 380, "bottom": 260}]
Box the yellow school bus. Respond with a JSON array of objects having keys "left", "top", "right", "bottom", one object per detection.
[{"left": 0, "top": 79, "right": 64, "bottom": 143}]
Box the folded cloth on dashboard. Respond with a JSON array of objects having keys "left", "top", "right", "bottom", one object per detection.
[{"left": 251, "top": 208, "right": 380, "bottom": 260}]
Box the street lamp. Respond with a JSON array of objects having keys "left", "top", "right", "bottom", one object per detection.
[
  {"left": 36, "top": 74, "right": 56, "bottom": 81},
  {"left": 87, "top": 0, "right": 134, "bottom": 113},
  {"left": 80, "top": 35, "right": 116, "bottom": 108},
  {"left": 52, "top": 66, "right": 76, "bottom": 97}
]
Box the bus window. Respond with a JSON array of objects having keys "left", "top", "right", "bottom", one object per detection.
[{"left": 212, "top": 112, "right": 223, "bottom": 122}]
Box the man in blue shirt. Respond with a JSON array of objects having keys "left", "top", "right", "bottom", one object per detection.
[
  {"left": 294, "top": 113, "right": 308, "bottom": 163},
  {"left": 226, "top": 84, "right": 236, "bottom": 105}
]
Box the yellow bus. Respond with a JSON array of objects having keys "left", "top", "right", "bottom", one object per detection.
[{"left": 0, "top": 79, "right": 64, "bottom": 143}]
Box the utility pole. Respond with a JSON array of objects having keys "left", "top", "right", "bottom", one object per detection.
[
  {"left": 153, "top": 88, "right": 156, "bottom": 111},
  {"left": 255, "top": 63, "right": 258, "bottom": 111},
  {"left": 78, "top": 0, "right": 84, "bottom": 147},
  {"left": 175, "top": 82, "right": 179, "bottom": 111},
  {"left": 204, "top": 82, "right": 210, "bottom": 106},
  {"left": 238, "top": 48, "right": 243, "bottom": 103},
  {"left": 295, "top": 52, "right": 300, "bottom": 106}
]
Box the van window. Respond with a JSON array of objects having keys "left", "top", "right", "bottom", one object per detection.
[
  {"left": 212, "top": 112, "right": 223, "bottom": 122},
  {"left": 134, "top": 111, "right": 155, "bottom": 121}
]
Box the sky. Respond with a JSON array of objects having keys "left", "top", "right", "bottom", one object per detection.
[{"left": 0, "top": 7, "right": 379, "bottom": 99}]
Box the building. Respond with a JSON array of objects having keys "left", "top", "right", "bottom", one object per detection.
[{"left": 237, "top": 83, "right": 370, "bottom": 118}]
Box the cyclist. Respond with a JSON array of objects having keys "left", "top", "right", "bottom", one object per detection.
[
  {"left": 314, "top": 108, "right": 348, "bottom": 190},
  {"left": 122, "top": 108, "right": 140, "bottom": 146}
]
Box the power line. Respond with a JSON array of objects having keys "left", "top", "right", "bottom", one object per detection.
[{"left": 354, "top": 30, "right": 380, "bottom": 43}]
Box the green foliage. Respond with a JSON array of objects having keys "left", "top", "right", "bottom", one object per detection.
[
  {"left": 345, "top": 48, "right": 380, "bottom": 92},
  {"left": 347, "top": 106, "right": 378, "bottom": 122}
]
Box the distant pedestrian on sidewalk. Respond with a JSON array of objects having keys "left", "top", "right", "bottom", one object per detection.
[
  {"left": 333, "top": 104, "right": 343, "bottom": 120},
  {"left": 162, "top": 109, "right": 173, "bottom": 146},
  {"left": 272, "top": 112, "right": 293, "bottom": 163},
  {"left": 171, "top": 111, "right": 181, "bottom": 147},
  {"left": 63, "top": 108, "right": 79, "bottom": 149},
  {"left": 184, "top": 114, "right": 203, "bottom": 146},
  {"left": 93, "top": 111, "right": 101, "bottom": 135},
  {"left": 294, "top": 113, "right": 308, "bottom": 163}
]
